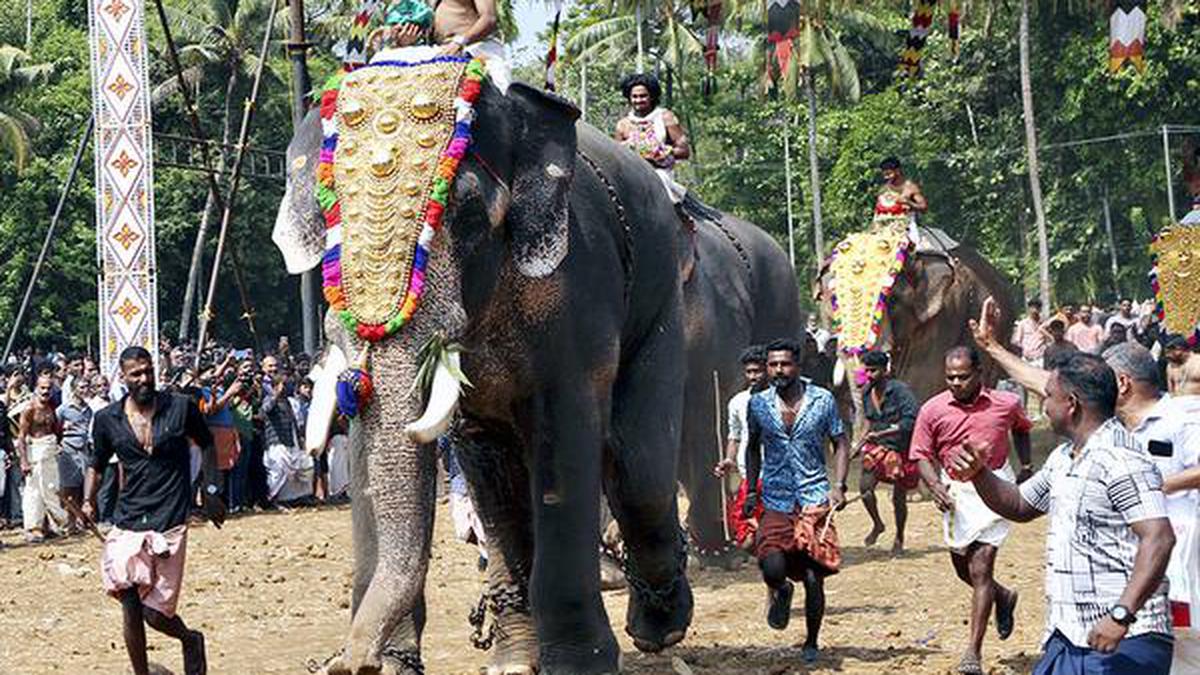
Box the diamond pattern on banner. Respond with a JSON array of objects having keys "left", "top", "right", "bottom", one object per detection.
[{"left": 89, "top": 0, "right": 158, "bottom": 377}]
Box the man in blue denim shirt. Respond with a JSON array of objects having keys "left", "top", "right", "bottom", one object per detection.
[{"left": 743, "top": 338, "right": 851, "bottom": 664}]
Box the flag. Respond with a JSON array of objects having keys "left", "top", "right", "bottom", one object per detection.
[
  {"left": 766, "top": 0, "right": 801, "bottom": 91},
  {"left": 1109, "top": 2, "right": 1147, "bottom": 74},
  {"left": 701, "top": 1, "right": 723, "bottom": 97},
  {"left": 948, "top": 1, "right": 961, "bottom": 62},
  {"left": 898, "top": 0, "right": 936, "bottom": 78},
  {"left": 544, "top": 1, "right": 564, "bottom": 91}
]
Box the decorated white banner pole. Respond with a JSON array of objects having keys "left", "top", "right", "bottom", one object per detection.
[{"left": 86, "top": 0, "right": 159, "bottom": 377}]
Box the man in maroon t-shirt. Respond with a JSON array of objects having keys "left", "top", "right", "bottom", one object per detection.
[{"left": 910, "top": 346, "right": 1033, "bottom": 675}]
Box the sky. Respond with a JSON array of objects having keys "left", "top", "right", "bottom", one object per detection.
[{"left": 511, "top": 1, "right": 561, "bottom": 64}]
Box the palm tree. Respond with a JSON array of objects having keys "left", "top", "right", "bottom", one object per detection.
[
  {"left": 1018, "top": 0, "right": 1050, "bottom": 310},
  {"left": 566, "top": 1, "right": 706, "bottom": 79},
  {"left": 726, "top": 1, "right": 888, "bottom": 265},
  {"left": 0, "top": 45, "right": 53, "bottom": 174},
  {"left": 153, "top": 0, "right": 283, "bottom": 341}
]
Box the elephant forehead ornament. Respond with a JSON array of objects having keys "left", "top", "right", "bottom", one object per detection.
[
  {"left": 1150, "top": 222, "right": 1200, "bottom": 336},
  {"left": 314, "top": 55, "right": 486, "bottom": 417},
  {"left": 827, "top": 224, "right": 914, "bottom": 356}
]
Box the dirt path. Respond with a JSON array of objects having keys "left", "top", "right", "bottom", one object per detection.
[{"left": 0, "top": 492, "right": 1048, "bottom": 674}]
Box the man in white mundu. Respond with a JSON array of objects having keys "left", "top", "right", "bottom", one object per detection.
[{"left": 16, "top": 373, "right": 68, "bottom": 542}]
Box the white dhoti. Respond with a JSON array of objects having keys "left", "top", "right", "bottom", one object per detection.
[
  {"left": 371, "top": 40, "right": 510, "bottom": 94},
  {"left": 23, "top": 436, "right": 67, "bottom": 532},
  {"left": 655, "top": 168, "right": 687, "bottom": 205},
  {"left": 450, "top": 490, "right": 487, "bottom": 559},
  {"left": 942, "top": 462, "right": 1015, "bottom": 553},
  {"left": 264, "top": 443, "right": 314, "bottom": 502},
  {"left": 326, "top": 435, "right": 351, "bottom": 498}
]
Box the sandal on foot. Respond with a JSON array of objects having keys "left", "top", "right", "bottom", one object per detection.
[
  {"left": 956, "top": 655, "right": 984, "bottom": 675},
  {"left": 996, "top": 590, "right": 1018, "bottom": 641},
  {"left": 766, "top": 581, "right": 793, "bottom": 630}
]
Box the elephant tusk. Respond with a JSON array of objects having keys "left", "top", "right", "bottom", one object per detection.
[
  {"left": 404, "top": 352, "right": 462, "bottom": 444},
  {"left": 306, "top": 344, "right": 349, "bottom": 455},
  {"left": 832, "top": 358, "right": 845, "bottom": 389}
]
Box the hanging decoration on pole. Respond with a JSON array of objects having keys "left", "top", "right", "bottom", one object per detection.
[
  {"left": 1109, "top": 1, "right": 1147, "bottom": 74},
  {"left": 898, "top": 0, "right": 936, "bottom": 77},
  {"left": 87, "top": 0, "right": 160, "bottom": 377},
  {"left": 544, "top": 0, "right": 563, "bottom": 91},
  {"left": 948, "top": 0, "right": 961, "bottom": 62},
  {"left": 765, "top": 0, "right": 801, "bottom": 95},
  {"left": 691, "top": 0, "right": 723, "bottom": 98}
]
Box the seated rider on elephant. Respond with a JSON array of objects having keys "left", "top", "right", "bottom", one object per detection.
[
  {"left": 614, "top": 73, "right": 705, "bottom": 231},
  {"left": 369, "top": 0, "right": 510, "bottom": 93},
  {"left": 873, "top": 156, "right": 928, "bottom": 239}
]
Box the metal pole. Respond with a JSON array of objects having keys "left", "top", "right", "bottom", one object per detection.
[
  {"left": 635, "top": 1, "right": 644, "bottom": 73},
  {"left": 3, "top": 117, "right": 94, "bottom": 363},
  {"left": 784, "top": 124, "right": 795, "bottom": 269},
  {"left": 195, "top": 0, "right": 280, "bottom": 358},
  {"left": 1102, "top": 188, "right": 1120, "bottom": 301},
  {"left": 286, "top": 0, "right": 320, "bottom": 356},
  {"left": 1163, "top": 125, "right": 1177, "bottom": 222}
]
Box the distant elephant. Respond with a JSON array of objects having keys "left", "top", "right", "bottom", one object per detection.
[
  {"left": 814, "top": 228, "right": 1016, "bottom": 419},
  {"left": 272, "top": 56, "right": 800, "bottom": 675}
]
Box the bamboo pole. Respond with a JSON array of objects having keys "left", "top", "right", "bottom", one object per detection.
[{"left": 195, "top": 0, "right": 280, "bottom": 357}]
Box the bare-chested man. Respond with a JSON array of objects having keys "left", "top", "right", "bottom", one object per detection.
[
  {"left": 16, "top": 372, "right": 67, "bottom": 542},
  {"left": 875, "top": 157, "right": 928, "bottom": 227},
  {"left": 373, "top": 0, "right": 509, "bottom": 91}
]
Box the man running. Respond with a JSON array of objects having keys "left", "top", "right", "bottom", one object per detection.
[
  {"left": 741, "top": 339, "right": 850, "bottom": 664},
  {"left": 910, "top": 346, "right": 1031, "bottom": 675},
  {"left": 948, "top": 352, "right": 1176, "bottom": 674},
  {"left": 84, "top": 346, "right": 226, "bottom": 675},
  {"left": 16, "top": 372, "right": 66, "bottom": 542},
  {"left": 713, "top": 345, "right": 768, "bottom": 549},
  {"left": 857, "top": 350, "right": 919, "bottom": 554}
]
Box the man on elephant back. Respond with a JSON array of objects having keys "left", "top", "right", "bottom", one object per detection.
[
  {"left": 874, "top": 156, "right": 928, "bottom": 236},
  {"left": 369, "top": 0, "right": 510, "bottom": 93}
]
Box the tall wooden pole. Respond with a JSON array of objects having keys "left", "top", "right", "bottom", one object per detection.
[
  {"left": 1020, "top": 0, "right": 1051, "bottom": 311},
  {"left": 286, "top": 0, "right": 320, "bottom": 355},
  {"left": 784, "top": 123, "right": 795, "bottom": 269},
  {"left": 1163, "top": 126, "right": 1177, "bottom": 222},
  {"left": 1102, "top": 189, "right": 1120, "bottom": 301}
]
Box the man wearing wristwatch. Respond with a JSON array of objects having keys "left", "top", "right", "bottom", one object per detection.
[
  {"left": 740, "top": 339, "right": 850, "bottom": 665},
  {"left": 432, "top": 0, "right": 509, "bottom": 92},
  {"left": 909, "top": 346, "right": 1032, "bottom": 675},
  {"left": 947, "top": 351, "right": 1176, "bottom": 674},
  {"left": 84, "top": 346, "right": 226, "bottom": 675}
]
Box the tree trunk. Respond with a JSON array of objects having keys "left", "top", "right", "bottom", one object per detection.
[
  {"left": 179, "top": 67, "right": 239, "bottom": 342},
  {"left": 803, "top": 69, "right": 825, "bottom": 270},
  {"left": 1019, "top": 0, "right": 1051, "bottom": 311}
]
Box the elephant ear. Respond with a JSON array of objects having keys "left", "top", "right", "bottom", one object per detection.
[
  {"left": 909, "top": 253, "right": 958, "bottom": 325},
  {"left": 271, "top": 108, "right": 326, "bottom": 275},
  {"left": 505, "top": 83, "right": 580, "bottom": 278}
]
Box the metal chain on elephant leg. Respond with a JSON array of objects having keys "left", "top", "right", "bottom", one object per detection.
[
  {"left": 379, "top": 647, "right": 426, "bottom": 675},
  {"left": 622, "top": 527, "right": 689, "bottom": 613},
  {"left": 575, "top": 151, "right": 634, "bottom": 302},
  {"left": 467, "top": 580, "right": 531, "bottom": 651}
]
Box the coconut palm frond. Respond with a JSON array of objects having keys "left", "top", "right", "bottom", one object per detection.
[
  {"left": 152, "top": 64, "right": 204, "bottom": 105},
  {"left": 828, "top": 36, "right": 861, "bottom": 101},
  {"left": 0, "top": 111, "right": 32, "bottom": 172},
  {"left": 566, "top": 15, "right": 639, "bottom": 54}
]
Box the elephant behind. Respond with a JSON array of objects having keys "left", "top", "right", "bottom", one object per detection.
[{"left": 815, "top": 228, "right": 1017, "bottom": 420}]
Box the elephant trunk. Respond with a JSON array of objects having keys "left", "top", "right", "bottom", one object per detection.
[{"left": 341, "top": 235, "right": 468, "bottom": 668}]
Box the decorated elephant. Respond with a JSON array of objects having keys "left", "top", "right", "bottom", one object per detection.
[
  {"left": 272, "top": 53, "right": 801, "bottom": 675},
  {"left": 814, "top": 227, "right": 1016, "bottom": 420}
]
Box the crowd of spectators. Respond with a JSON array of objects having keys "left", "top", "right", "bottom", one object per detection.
[{"left": 0, "top": 336, "right": 351, "bottom": 540}]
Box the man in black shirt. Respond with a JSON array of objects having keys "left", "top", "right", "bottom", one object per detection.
[
  {"left": 857, "top": 350, "right": 920, "bottom": 554},
  {"left": 83, "top": 346, "right": 225, "bottom": 675}
]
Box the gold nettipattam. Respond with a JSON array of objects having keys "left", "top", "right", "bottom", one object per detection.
[
  {"left": 1150, "top": 223, "right": 1200, "bottom": 335},
  {"left": 828, "top": 224, "right": 912, "bottom": 354}
]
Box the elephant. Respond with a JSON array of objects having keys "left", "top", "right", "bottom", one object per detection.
[
  {"left": 814, "top": 228, "right": 1017, "bottom": 421},
  {"left": 271, "top": 57, "right": 802, "bottom": 675}
]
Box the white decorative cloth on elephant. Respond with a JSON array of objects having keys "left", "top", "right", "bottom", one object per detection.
[
  {"left": 1150, "top": 221, "right": 1200, "bottom": 338},
  {"left": 827, "top": 224, "right": 914, "bottom": 356},
  {"left": 621, "top": 108, "right": 686, "bottom": 204},
  {"left": 941, "top": 462, "right": 1015, "bottom": 554},
  {"left": 22, "top": 435, "right": 67, "bottom": 533}
]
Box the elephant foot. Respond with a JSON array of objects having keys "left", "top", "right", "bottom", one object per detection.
[
  {"left": 486, "top": 603, "right": 538, "bottom": 675},
  {"left": 539, "top": 635, "right": 621, "bottom": 675},
  {"left": 316, "top": 643, "right": 420, "bottom": 675},
  {"left": 623, "top": 558, "right": 693, "bottom": 653}
]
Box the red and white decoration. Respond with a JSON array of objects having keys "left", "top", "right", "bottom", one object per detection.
[
  {"left": 87, "top": 0, "right": 159, "bottom": 376},
  {"left": 1109, "top": 4, "right": 1147, "bottom": 74}
]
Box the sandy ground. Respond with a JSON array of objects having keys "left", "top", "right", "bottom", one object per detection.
[{"left": 0, "top": 482, "right": 1052, "bottom": 675}]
